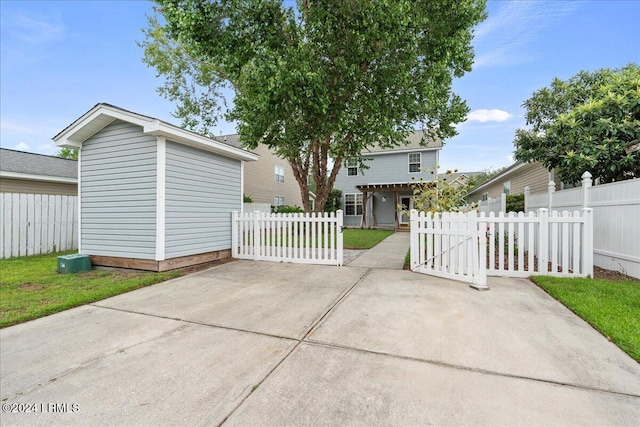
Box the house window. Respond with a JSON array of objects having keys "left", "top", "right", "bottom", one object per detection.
[
  {"left": 344, "top": 193, "right": 363, "bottom": 216},
  {"left": 274, "top": 195, "right": 285, "bottom": 207},
  {"left": 408, "top": 153, "right": 421, "bottom": 173},
  {"left": 503, "top": 181, "right": 511, "bottom": 195},
  {"left": 346, "top": 159, "right": 358, "bottom": 176},
  {"left": 481, "top": 192, "right": 488, "bottom": 201},
  {"left": 275, "top": 166, "right": 285, "bottom": 183}
]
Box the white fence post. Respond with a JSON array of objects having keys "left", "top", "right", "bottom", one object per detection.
[
  {"left": 410, "top": 209, "right": 418, "bottom": 271},
  {"left": 336, "top": 209, "right": 344, "bottom": 266},
  {"left": 581, "top": 171, "right": 592, "bottom": 208},
  {"left": 524, "top": 186, "right": 530, "bottom": 213},
  {"left": 231, "top": 211, "right": 238, "bottom": 258},
  {"left": 538, "top": 208, "right": 549, "bottom": 274},
  {"left": 253, "top": 210, "right": 261, "bottom": 261},
  {"left": 548, "top": 181, "right": 556, "bottom": 211},
  {"left": 582, "top": 207, "right": 594, "bottom": 277},
  {"left": 500, "top": 193, "right": 506, "bottom": 213}
]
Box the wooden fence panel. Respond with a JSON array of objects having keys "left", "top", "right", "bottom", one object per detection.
[{"left": 0, "top": 193, "right": 78, "bottom": 259}]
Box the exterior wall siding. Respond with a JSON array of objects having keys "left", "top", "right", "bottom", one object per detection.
[
  {"left": 0, "top": 178, "right": 77, "bottom": 196},
  {"left": 468, "top": 162, "right": 551, "bottom": 202},
  {"left": 80, "top": 120, "right": 157, "bottom": 258},
  {"left": 243, "top": 144, "right": 302, "bottom": 207},
  {"left": 164, "top": 141, "right": 241, "bottom": 258},
  {"left": 335, "top": 149, "right": 438, "bottom": 227},
  {"left": 335, "top": 150, "right": 438, "bottom": 191}
]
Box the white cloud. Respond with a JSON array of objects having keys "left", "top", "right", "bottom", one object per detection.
[
  {"left": 473, "top": 1, "right": 581, "bottom": 68},
  {"left": 5, "top": 13, "right": 64, "bottom": 45},
  {"left": 14, "top": 142, "right": 30, "bottom": 151},
  {"left": 467, "top": 109, "right": 513, "bottom": 123}
]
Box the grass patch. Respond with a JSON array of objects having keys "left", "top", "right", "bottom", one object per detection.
[
  {"left": 343, "top": 228, "right": 394, "bottom": 249},
  {"left": 533, "top": 276, "right": 640, "bottom": 362},
  {"left": 0, "top": 252, "right": 182, "bottom": 328},
  {"left": 404, "top": 248, "right": 411, "bottom": 267}
]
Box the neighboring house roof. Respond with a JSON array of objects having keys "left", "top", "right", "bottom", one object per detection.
[
  {"left": 214, "top": 133, "right": 243, "bottom": 148},
  {"left": 361, "top": 129, "right": 442, "bottom": 155},
  {"left": 466, "top": 161, "right": 526, "bottom": 197},
  {"left": 54, "top": 103, "right": 258, "bottom": 162},
  {"left": 0, "top": 148, "right": 77, "bottom": 184}
]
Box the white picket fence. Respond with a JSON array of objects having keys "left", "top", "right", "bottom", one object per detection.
[
  {"left": 232, "top": 210, "right": 344, "bottom": 266},
  {"left": 525, "top": 174, "right": 640, "bottom": 279},
  {"left": 410, "top": 208, "right": 593, "bottom": 286},
  {"left": 479, "top": 209, "right": 593, "bottom": 278},
  {"left": 1, "top": 193, "right": 78, "bottom": 259}
]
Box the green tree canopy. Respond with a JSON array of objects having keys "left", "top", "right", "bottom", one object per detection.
[
  {"left": 141, "top": 0, "right": 486, "bottom": 211},
  {"left": 57, "top": 148, "right": 78, "bottom": 160},
  {"left": 514, "top": 64, "right": 640, "bottom": 184}
]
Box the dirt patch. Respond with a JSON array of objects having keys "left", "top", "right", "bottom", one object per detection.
[{"left": 594, "top": 266, "right": 640, "bottom": 282}]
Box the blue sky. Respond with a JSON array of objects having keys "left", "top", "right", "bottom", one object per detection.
[{"left": 1, "top": 0, "right": 639, "bottom": 173}]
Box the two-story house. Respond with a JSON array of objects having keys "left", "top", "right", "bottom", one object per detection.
[
  {"left": 216, "top": 134, "right": 303, "bottom": 208},
  {"left": 334, "top": 129, "right": 442, "bottom": 228}
]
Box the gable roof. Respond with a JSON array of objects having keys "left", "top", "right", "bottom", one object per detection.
[
  {"left": 466, "top": 161, "right": 527, "bottom": 196},
  {"left": 361, "top": 129, "right": 442, "bottom": 155},
  {"left": 216, "top": 129, "right": 441, "bottom": 154},
  {"left": 0, "top": 148, "right": 77, "bottom": 183},
  {"left": 53, "top": 103, "right": 258, "bottom": 162}
]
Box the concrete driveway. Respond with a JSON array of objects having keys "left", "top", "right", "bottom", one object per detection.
[{"left": 2, "top": 260, "right": 639, "bottom": 426}]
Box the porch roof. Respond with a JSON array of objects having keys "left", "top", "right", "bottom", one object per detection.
[{"left": 355, "top": 182, "right": 435, "bottom": 192}]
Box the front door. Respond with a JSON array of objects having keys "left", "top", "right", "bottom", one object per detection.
[{"left": 399, "top": 196, "right": 411, "bottom": 224}]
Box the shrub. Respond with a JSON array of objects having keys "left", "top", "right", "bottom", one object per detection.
[
  {"left": 506, "top": 194, "right": 525, "bottom": 213},
  {"left": 272, "top": 205, "right": 304, "bottom": 214}
]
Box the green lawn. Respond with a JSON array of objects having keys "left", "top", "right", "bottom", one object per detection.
[
  {"left": 533, "top": 276, "right": 640, "bottom": 362},
  {"left": 0, "top": 252, "right": 182, "bottom": 328},
  {"left": 247, "top": 227, "right": 393, "bottom": 250},
  {"left": 343, "top": 228, "right": 394, "bottom": 249}
]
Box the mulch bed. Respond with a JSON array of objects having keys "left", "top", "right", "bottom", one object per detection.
[{"left": 405, "top": 249, "right": 639, "bottom": 282}]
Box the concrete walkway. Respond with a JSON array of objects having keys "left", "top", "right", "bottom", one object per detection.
[
  {"left": 2, "top": 261, "right": 639, "bottom": 426},
  {"left": 347, "top": 231, "right": 409, "bottom": 269}
]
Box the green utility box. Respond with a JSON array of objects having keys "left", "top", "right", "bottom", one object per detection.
[{"left": 57, "top": 254, "right": 92, "bottom": 274}]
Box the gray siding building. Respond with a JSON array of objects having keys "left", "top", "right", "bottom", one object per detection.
[
  {"left": 54, "top": 103, "right": 257, "bottom": 271},
  {"left": 334, "top": 130, "right": 441, "bottom": 228},
  {"left": 0, "top": 148, "right": 78, "bottom": 196}
]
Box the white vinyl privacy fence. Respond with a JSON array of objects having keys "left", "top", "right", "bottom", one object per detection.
[
  {"left": 232, "top": 210, "right": 344, "bottom": 266},
  {"left": 410, "top": 208, "right": 593, "bottom": 287},
  {"left": 1, "top": 193, "right": 78, "bottom": 258},
  {"left": 525, "top": 173, "right": 640, "bottom": 279}
]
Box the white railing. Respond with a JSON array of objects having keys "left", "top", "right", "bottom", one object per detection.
[
  {"left": 232, "top": 210, "right": 344, "bottom": 266},
  {"left": 410, "top": 208, "right": 593, "bottom": 285},
  {"left": 1, "top": 193, "right": 78, "bottom": 259},
  {"left": 479, "top": 209, "right": 593, "bottom": 278}
]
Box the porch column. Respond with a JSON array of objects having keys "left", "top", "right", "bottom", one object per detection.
[
  {"left": 361, "top": 191, "right": 368, "bottom": 229},
  {"left": 394, "top": 191, "right": 399, "bottom": 228}
]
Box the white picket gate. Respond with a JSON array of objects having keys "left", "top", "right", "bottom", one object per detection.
[
  {"left": 232, "top": 210, "right": 344, "bottom": 266},
  {"left": 1, "top": 193, "right": 78, "bottom": 259},
  {"left": 410, "top": 208, "right": 594, "bottom": 287},
  {"left": 410, "top": 211, "right": 486, "bottom": 287}
]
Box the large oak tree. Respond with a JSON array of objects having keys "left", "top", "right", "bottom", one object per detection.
[{"left": 141, "top": 0, "right": 486, "bottom": 211}]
